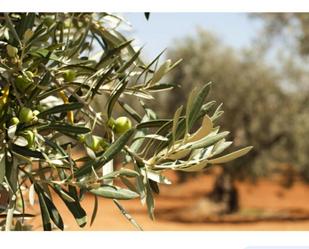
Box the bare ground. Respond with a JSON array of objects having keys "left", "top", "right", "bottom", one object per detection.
[{"left": 26, "top": 172, "right": 309, "bottom": 231}]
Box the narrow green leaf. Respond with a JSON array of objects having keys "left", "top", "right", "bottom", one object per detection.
[
  {"left": 146, "top": 83, "right": 175, "bottom": 92},
  {"left": 42, "top": 124, "right": 91, "bottom": 134},
  {"left": 35, "top": 183, "right": 64, "bottom": 230},
  {"left": 37, "top": 103, "right": 83, "bottom": 118},
  {"left": 107, "top": 80, "right": 128, "bottom": 118},
  {"left": 36, "top": 85, "right": 73, "bottom": 102},
  {"left": 189, "top": 131, "right": 229, "bottom": 150},
  {"left": 210, "top": 140, "right": 233, "bottom": 157},
  {"left": 90, "top": 186, "right": 139, "bottom": 200},
  {"left": 4, "top": 13, "right": 22, "bottom": 47},
  {"left": 133, "top": 163, "right": 146, "bottom": 204},
  {"left": 102, "top": 128, "right": 135, "bottom": 162},
  {"left": 50, "top": 184, "right": 75, "bottom": 203},
  {"left": 117, "top": 48, "right": 141, "bottom": 74},
  {"left": 27, "top": 71, "right": 52, "bottom": 104},
  {"left": 132, "top": 134, "right": 168, "bottom": 143},
  {"left": 95, "top": 40, "right": 132, "bottom": 69},
  {"left": 90, "top": 195, "right": 98, "bottom": 226},
  {"left": 148, "top": 59, "right": 171, "bottom": 86},
  {"left": 53, "top": 186, "right": 87, "bottom": 228},
  {"left": 188, "top": 82, "right": 212, "bottom": 131},
  {"left": 145, "top": 181, "right": 155, "bottom": 220},
  {"left": 16, "top": 13, "right": 35, "bottom": 39},
  {"left": 118, "top": 101, "right": 142, "bottom": 122},
  {"left": 208, "top": 146, "right": 253, "bottom": 164},
  {"left": 172, "top": 105, "right": 183, "bottom": 145},
  {"left": 102, "top": 168, "right": 139, "bottom": 179},
  {"left": 11, "top": 144, "right": 45, "bottom": 159},
  {"left": 136, "top": 119, "right": 170, "bottom": 129},
  {"left": 0, "top": 153, "right": 6, "bottom": 184},
  {"left": 144, "top": 169, "right": 172, "bottom": 185},
  {"left": 185, "top": 87, "right": 198, "bottom": 130},
  {"left": 187, "top": 115, "right": 213, "bottom": 143},
  {"left": 34, "top": 184, "right": 52, "bottom": 231}
]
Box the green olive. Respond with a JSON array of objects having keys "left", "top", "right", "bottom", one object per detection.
[
  {"left": 85, "top": 134, "right": 105, "bottom": 152},
  {"left": 19, "top": 107, "right": 34, "bottom": 123},
  {"left": 15, "top": 71, "right": 34, "bottom": 92},
  {"left": 64, "top": 19, "right": 72, "bottom": 29},
  {"left": 63, "top": 70, "right": 76, "bottom": 82},
  {"left": 114, "top": 116, "right": 132, "bottom": 134},
  {"left": 10, "top": 117, "right": 20, "bottom": 126},
  {"left": 6, "top": 45, "right": 18, "bottom": 58},
  {"left": 43, "top": 16, "right": 54, "bottom": 27}
]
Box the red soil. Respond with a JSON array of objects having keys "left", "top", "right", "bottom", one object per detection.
[{"left": 25, "top": 171, "right": 309, "bottom": 231}]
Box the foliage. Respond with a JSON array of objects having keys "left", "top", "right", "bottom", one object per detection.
[
  {"left": 0, "top": 13, "right": 251, "bottom": 230},
  {"left": 252, "top": 13, "right": 309, "bottom": 56},
  {"left": 251, "top": 14, "right": 309, "bottom": 182},
  {"left": 164, "top": 30, "right": 306, "bottom": 180}
]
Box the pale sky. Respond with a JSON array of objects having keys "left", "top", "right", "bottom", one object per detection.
[{"left": 122, "top": 13, "right": 264, "bottom": 60}]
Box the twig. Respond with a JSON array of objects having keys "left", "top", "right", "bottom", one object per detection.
[{"left": 5, "top": 194, "right": 16, "bottom": 231}]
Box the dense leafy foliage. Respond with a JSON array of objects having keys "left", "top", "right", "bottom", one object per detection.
[{"left": 0, "top": 13, "right": 251, "bottom": 230}]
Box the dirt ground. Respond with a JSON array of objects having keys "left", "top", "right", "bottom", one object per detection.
[{"left": 25, "top": 171, "right": 309, "bottom": 231}]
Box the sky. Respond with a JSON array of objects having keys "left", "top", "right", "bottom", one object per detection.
[{"left": 122, "top": 13, "right": 264, "bottom": 60}]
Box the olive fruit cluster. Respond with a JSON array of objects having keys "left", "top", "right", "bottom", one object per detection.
[{"left": 8, "top": 107, "right": 39, "bottom": 149}]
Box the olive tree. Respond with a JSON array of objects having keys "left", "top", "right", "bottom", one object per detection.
[
  {"left": 165, "top": 30, "right": 296, "bottom": 212},
  {"left": 251, "top": 13, "right": 309, "bottom": 183},
  {"left": 0, "top": 13, "right": 251, "bottom": 230}
]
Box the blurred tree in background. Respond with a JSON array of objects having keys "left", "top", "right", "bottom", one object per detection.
[
  {"left": 253, "top": 13, "right": 309, "bottom": 181},
  {"left": 154, "top": 27, "right": 309, "bottom": 213}
]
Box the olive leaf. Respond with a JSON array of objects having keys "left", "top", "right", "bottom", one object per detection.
[{"left": 90, "top": 185, "right": 139, "bottom": 200}]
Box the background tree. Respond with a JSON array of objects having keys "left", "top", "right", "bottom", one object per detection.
[
  {"left": 164, "top": 30, "right": 307, "bottom": 213},
  {"left": 252, "top": 13, "right": 309, "bottom": 182}
]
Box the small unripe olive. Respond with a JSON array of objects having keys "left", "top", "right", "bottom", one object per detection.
[
  {"left": 63, "top": 70, "right": 76, "bottom": 82},
  {"left": 15, "top": 71, "right": 34, "bottom": 92},
  {"left": 43, "top": 17, "right": 54, "bottom": 27},
  {"left": 6, "top": 45, "right": 18, "bottom": 58},
  {"left": 19, "top": 107, "right": 34, "bottom": 123},
  {"left": 114, "top": 116, "right": 132, "bottom": 134},
  {"left": 85, "top": 135, "right": 104, "bottom": 152},
  {"left": 10, "top": 117, "right": 20, "bottom": 126},
  {"left": 23, "top": 29, "right": 34, "bottom": 42},
  {"left": 64, "top": 19, "right": 72, "bottom": 29}
]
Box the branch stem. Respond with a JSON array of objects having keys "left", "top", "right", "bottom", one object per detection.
[{"left": 5, "top": 194, "right": 16, "bottom": 231}]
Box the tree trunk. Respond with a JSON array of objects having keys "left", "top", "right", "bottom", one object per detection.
[{"left": 208, "top": 170, "right": 239, "bottom": 214}]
